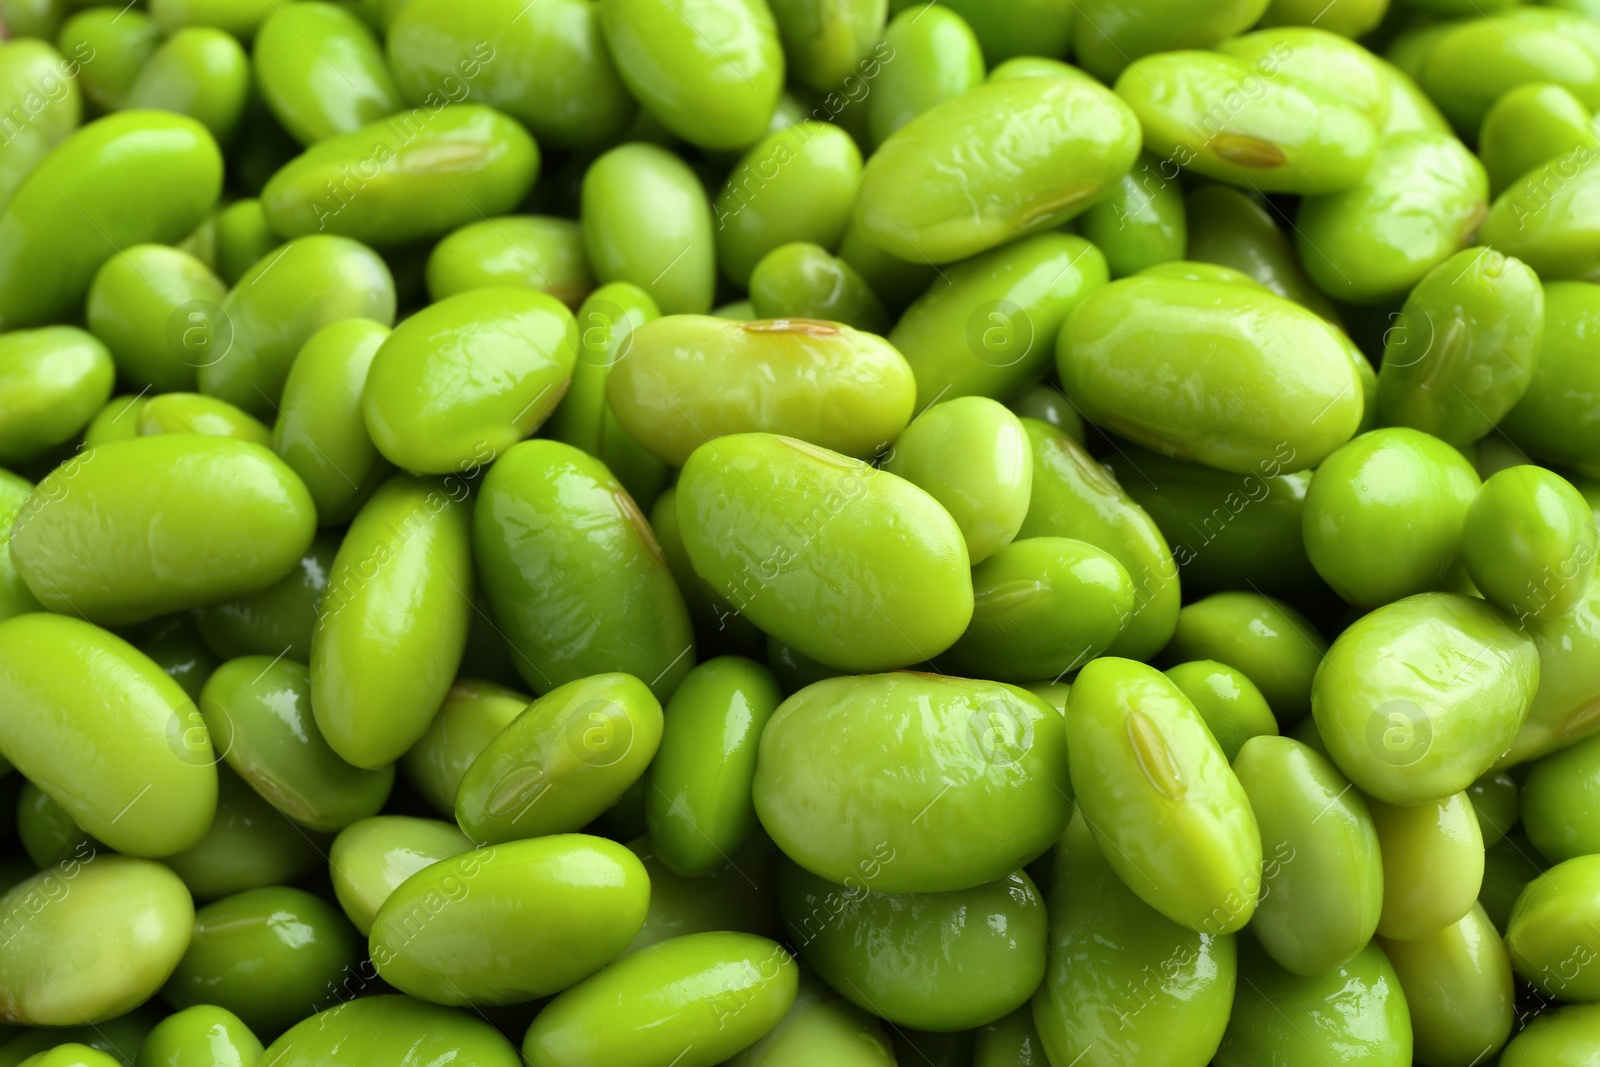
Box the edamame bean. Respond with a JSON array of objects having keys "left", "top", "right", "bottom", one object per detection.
[
  {"left": 523, "top": 932, "right": 797, "bottom": 1067},
  {"left": 1507, "top": 853, "right": 1600, "bottom": 1000},
  {"left": 212, "top": 200, "right": 276, "bottom": 286},
  {"left": 1501, "top": 574, "right": 1600, "bottom": 766},
  {"left": 0, "top": 472, "right": 40, "bottom": 625},
  {"left": 625, "top": 835, "right": 781, "bottom": 954},
  {"left": 747, "top": 243, "right": 889, "bottom": 333},
  {"left": 766, "top": 0, "right": 887, "bottom": 92},
  {"left": 388, "top": 0, "right": 635, "bottom": 151},
  {"left": 1059, "top": 276, "right": 1364, "bottom": 473},
  {"left": 253, "top": 2, "right": 400, "bottom": 146},
  {"left": 1032, "top": 813, "right": 1236, "bottom": 1067},
  {"left": 1302, "top": 428, "right": 1481, "bottom": 608},
  {"left": 890, "top": 234, "right": 1107, "bottom": 411},
  {"left": 201, "top": 235, "right": 396, "bottom": 419},
  {"left": 134, "top": 1005, "right": 262, "bottom": 1067},
  {"left": 753, "top": 673, "right": 1070, "bottom": 893},
  {"left": 882, "top": 397, "right": 1031, "bottom": 565},
  {"left": 1480, "top": 143, "right": 1600, "bottom": 282},
  {"left": 1522, "top": 733, "right": 1600, "bottom": 862},
  {"left": 1480, "top": 82, "right": 1600, "bottom": 197},
  {"left": 1468, "top": 769, "right": 1519, "bottom": 849},
  {"left": 362, "top": 288, "right": 576, "bottom": 475},
  {"left": 779, "top": 859, "right": 1044, "bottom": 1031},
  {"left": 271, "top": 319, "right": 393, "bottom": 525},
  {"left": 1296, "top": 131, "right": 1488, "bottom": 306},
  {"left": 261, "top": 996, "right": 522, "bottom": 1066},
  {"left": 1213, "top": 935, "right": 1412, "bottom": 1067},
  {"left": 11, "top": 436, "right": 316, "bottom": 625},
  {"left": 1370, "top": 790, "right": 1484, "bottom": 941},
  {"left": 136, "top": 394, "right": 270, "bottom": 444},
  {"left": 1166, "top": 661, "right": 1278, "bottom": 760},
  {"left": 399, "top": 679, "right": 529, "bottom": 816},
  {"left": 148, "top": 0, "right": 277, "bottom": 42},
  {"left": 597, "top": 0, "right": 784, "bottom": 150},
  {"left": 192, "top": 532, "right": 337, "bottom": 662},
  {"left": 1016, "top": 419, "right": 1179, "bottom": 661},
  {"left": 0, "top": 327, "right": 112, "bottom": 467},
  {"left": 125, "top": 28, "right": 250, "bottom": 144},
  {"left": 1105, "top": 444, "right": 1317, "bottom": 597},
  {"left": 370, "top": 836, "right": 650, "bottom": 1005},
  {"left": 1464, "top": 466, "right": 1598, "bottom": 622},
  {"left": 650, "top": 487, "right": 766, "bottom": 659},
  {"left": 1502, "top": 282, "right": 1600, "bottom": 472},
  {"left": 1068, "top": 657, "right": 1261, "bottom": 933},
  {"left": 1313, "top": 593, "right": 1538, "bottom": 805},
  {"left": 56, "top": 8, "right": 160, "bottom": 112},
  {"left": 611, "top": 317, "right": 911, "bottom": 467},
  {"left": 328, "top": 816, "right": 472, "bottom": 936},
  {"left": 724, "top": 987, "right": 895, "bottom": 1067},
  {"left": 1184, "top": 183, "right": 1342, "bottom": 322},
  {"left": 161, "top": 886, "right": 361, "bottom": 1036},
  {"left": 580, "top": 143, "right": 715, "bottom": 316},
  {"left": 474, "top": 439, "right": 695, "bottom": 698},
  {"left": 1376, "top": 248, "right": 1544, "bottom": 446},
  {"left": 0, "top": 857, "right": 192, "bottom": 1027},
  {"left": 161, "top": 766, "right": 323, "bottom": 902},
  {"left": 867, "top": 5, "right": 983, "bottom": 149},
  {"left": 714, "top": 123, "right": 862, "bottom": 288},
  {"left": 200, "top": 656, "right": 393, "bottom": 832},
  {"left": 1071, "top": 0, "right": 1270, "bottom": 82},
  {"left": 261, "top": 106, "right": 538, "bottom": 248},
  {"left": 1116, "top": 50, "right": 1377, "bottom": 196},
  {"left": 86, "top": 245, "right": 226, "bottom": 394},
  {"left": 424, "top": 217, "right": 593, "bottom": 307},
  {"left": 645, "top": 656, "right": 782, "bottom": 877},
  {"left": 1166, "top": 592, "right": 1326, "bottom": 723},
  {"left": 1234, "top": 735, "right": 1382, "bottom": 975},
  {"left": 941, "top": 538, "right": 1133, "bottom": 683},
  {"left": 676, "top": 433, "right": 971, "bottom": 671},
  {"left": 455, "top": 672, "right": 661, "bottom": 843},
  {"left": 1421, "top": 9, "right": 1600, "bottom": 133},
  {"left": 855, "top": 75, "right": 1140, "bottom": 264},
  {"left": 1078, "top": 155, "right": 1186, "bottom": 278},
  {"left": 0, "top": 40, "right": 82, "bottom": 211},
  {"left": 312, "top": 473, "right": 474, "bottom": 769},
  {"left": 1381, "top": 904, "right": 1514, "bottom": 1067},
  {"left": 0, "top": 112, "right": 222, "bottom": 331}
]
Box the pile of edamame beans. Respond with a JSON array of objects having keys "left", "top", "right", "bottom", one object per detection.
[{"left": 7, "top": 0, "right": 1600, "bottom": 1064}]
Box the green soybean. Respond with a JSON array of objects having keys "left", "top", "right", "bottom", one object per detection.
[
  {"left": 125, "top": 27, "right": 250, "bottom": 144},
  {"left": 11, "top": 436, "right": 315, "bottom": 625},
  {"left": 1381, "top": 904, "right": 1515, "bottom": 1067},
  {"left": 675, "top": 433, "right": 971, "bottom": 672},
  {"left": 474, "top": 439, "right": 695, "bottom": 698},
  {"left": 252, "top": 2, "right": 401, "bottom": 146},
  {"left": 387, "top": 0, "right": 635, "bottom": 151},
  {"left": 0, "top": 40, "right": 82, "bottom": 211},
  {"left": 767, "top": 0, "right": 887, "bottom": 92},
  {"left": 1376, "top": 248, "right": 1544, "bottom": 446},
  {"left": 1058, "top": 276, "right": 1364, "bottom": 474},
  {"left": 581, "top": 143, "right": 716, "bottom": 316},
  {"left": 328, "top": 816, "right": 473, "bottom": 936},
  {"left": 1166, "top": 592, "right": 1326, "bottom": 724},
  {"left": 1302, "top": 428, "right": 1481, "bottom": 608},
  {"left": 1032, "top": 813, "right": 1237, "bottom": 1067},
  {"left": 162, "top": 766, "right": 323, "bottom": 903},
  {"left": 747, "top": 243, "right": 889, "bottom": 333},
  {"left": 261, "top": 106, "right": 538, "bottom": 249},
  {"left": 1296, "top": 130, "right": 1488, "bottom": 306},
  {"left": 1506, "top": 853, "right": 1600, "bottom": 1000},
  {"left": 1077, "top": 156, "right": 1187, "bottom": 278},
  {"left": 424, "top": 216, "right": 594, "bottom": 307},
  {"left": 1502, "top": 282, "right": 1600, "bottom": 472},
  {"left": 889, "top": 234, "right": 1108, "bottom": 411},
  {"left": 855, "top": 75, "right": 1140, "bottom": 264},
  {"left": 161, "top": 886, "right": 362, "bottom": 1036},
  {"left": 0, "top": 856, "right": 192, "bottom": 1027},
  {"left": 135, "top": 1005, "right": 262, "bottom": 1067},
  {"left": 200, "top": 656, "right": 393, "bottom": 832},
  {"left": 1464, "top": 466, "right": 1599, "bottom": 623},
  {"left": 714, "top": 123, "right": 863, "bottom": 288},
  {"left": 1184, "top": 183, "right": 1343, "bottom": 322},
  {"left": 0, "top": 327, "right": 112, "bottom": 467},
  {"left": 312, "top": 473, "right": 474, "bottom": 768},
  {"left": 645, "top": 656, "right": 782, "bottom": 877},
  {"left": 523, "top": 932, "right": 797, "bottom": 1067},
  {"left": 610, "top": 316, "right": 912, "bottom": 468},
  {"left": 1313, "top": 593, "right": 1538, "bottom": 805},
  {"left": 753, "top": 673, "right": 1071, "bottom": 893},
  {"left": 1370, "top": 790, "right": 1484, "bottom": 941},
  {"left": 0, "top": 111, "right": 222, "bottom": 330},
  {"left": 597, "top": 0, "right": 784, "bottom": 150},
  {"left": 1480, "top": 82, "right": 1600, "bottom": 197},
  {"left": 193, "top": 531, "right": 337, "bottom": 662},
  {"left": 399, "top": 679, "right": 530, "bottom": 817},
  {"left": 1165, "top": 661, "right": 1279, "bottom": 761},
  {"left": 1016, "top": 418, "right": 1179, "bottom": 661},
  {"left": 866, "top": 5, "right": 984, "bottom": 149},
  {"left": 261, "top": 997, "right": 520, "bottom": 1066},
  {"left": 370, "top": 836, "right": 650, "bottom": 1006}
]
